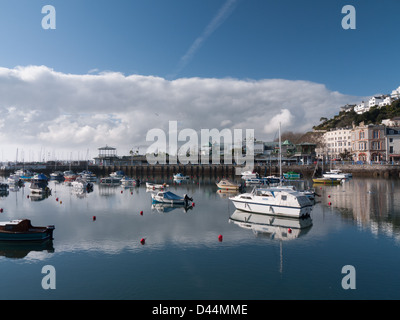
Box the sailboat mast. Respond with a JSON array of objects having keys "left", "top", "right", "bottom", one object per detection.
[{"left": 279, "top": 122, "right": 282, "bottom": 181}]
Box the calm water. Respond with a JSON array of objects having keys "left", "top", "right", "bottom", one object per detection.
[{"left": 0, "top": 176, "right": 400, "bottom": 300}]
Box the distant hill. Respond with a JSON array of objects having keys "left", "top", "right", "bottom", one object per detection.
[{"left": 313, "top": 98, "right": 400, "bottom": 130}]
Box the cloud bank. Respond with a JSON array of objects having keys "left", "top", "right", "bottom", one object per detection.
[{"left": 0, "top": 65, "right": 359, "bottom": 161}]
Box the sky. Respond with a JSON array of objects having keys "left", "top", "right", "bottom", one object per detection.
[{"left": 0, "top": 0, "right": 399, "bottom": 161}]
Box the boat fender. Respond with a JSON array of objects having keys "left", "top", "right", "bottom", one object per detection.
[
  {"left": 288, "top": 228, "right": 292, "bottom": 233},
  {"left": 140, "top": 238, "right": 146, "bottom": 245}
]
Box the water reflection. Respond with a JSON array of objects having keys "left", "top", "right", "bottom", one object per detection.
[
  {"left": 0, "top": 240, "right": 54, "bottom": 259},
  {"left": 1, "top": 176, "right": 400, "bottom": 257},
  {"left": 229, "top": 210, "right": 312, "bottom": 240},
  {"left": 318, "top": 178, "right": 400, "bottom": 238},
  {"left": 151, "top": 203, "right": 194, "bottom": 213}
]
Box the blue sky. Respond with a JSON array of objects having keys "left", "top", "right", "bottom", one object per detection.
[
  {"left": 1, "top": 0, "right": 398, "bottom": 95},
  {"left": 0, "top": 0, "right": 399, "bottom": 160}
]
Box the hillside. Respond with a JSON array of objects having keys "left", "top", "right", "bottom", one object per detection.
[{"left": 313, "top": 98, "right": 400, "bottom": 130}]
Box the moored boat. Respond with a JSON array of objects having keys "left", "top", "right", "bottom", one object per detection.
[
  {"left": 0, "top": 219, "right": 55, "bottom": 241},
  {"left": 146, "top": 182, "right": 168, "bottom": 189},
  {"left": 173, "top": 173, "right": 189, "bottom": 180},
  {"left": 216, "top": 179, "right": 241, "bottom": 190},
  {"left": 30, "top": 174, "right": 51, "bottom": 194},
  {"left": 229, "top": 186, "right": 313, "bottom": 218},
  {"left": 283, "top": 171, "right": 301, "bottom": 180},
  {"left": 121, "top": 176, "right": 137, "bottom": 186},
  {"left": 99, "top": 176, "right": 121, "bottom": 186},
  {"left": 151, "top": 191, "right": 193, "bottom": 205},
  {"left": 312, "top": 177, "right": 342, "bottom": 185},
  {"left": 322, "top": 169, "right": 352, "bottom": 180}
]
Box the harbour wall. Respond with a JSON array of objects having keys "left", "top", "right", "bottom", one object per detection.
[{"left": 1, "top": 163, "right": 400, "bottom": 179}]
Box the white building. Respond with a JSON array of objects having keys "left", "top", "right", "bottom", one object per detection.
[
  {"left": 379, "top": 96, "right": 392, "bottom": 107},
  {"left": 322, "top": 128, "right": 353, "bottom": 159},
  {"left": 385, "top": 127, "right": 400, "bottom": 162},
  {"left": 369, "top": 96, "right": 384, "bottom": 108},
  {"left": 354, "top": 101, "right": 369, "bottom": 114},
  {"left": 391, "top": 86, "right": 400, "bottom": 100},
  {"left": 340, "top": 104, "right": 355, "bottom": 113}
]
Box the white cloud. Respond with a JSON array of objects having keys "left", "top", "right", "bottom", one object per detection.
[{"left": 0, "top": 65, "right": 360, "bottom": 161}]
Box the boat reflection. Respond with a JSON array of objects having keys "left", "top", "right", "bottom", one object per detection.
[
  {"left": 0, "top": 239, "right": 54, "bottom": 259},
  {"left": 229, "top": 210, "right": 312, "bottom": 240},
  {"left": 216, "top": 189, "right": 239, "bottom": 199},
  {"left": 151, "top": 203, "right": 194, "bottom": 213}
]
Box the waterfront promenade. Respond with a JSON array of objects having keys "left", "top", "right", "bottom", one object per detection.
[{"left": 2, "top": 162, "right": 400, "bottom": 179}]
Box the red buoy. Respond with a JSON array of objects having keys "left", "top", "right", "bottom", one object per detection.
[
  {"left": 121, "top": 190, "right": 123, "bottom": 194},
  {"left": 328, "top": 202, "right": 332, "bottom": 206},
  {"left": 192, "top": 202, "right": 195, "bottom": 207},
  {"left": 56, "top": 197, "right": 59, "bottom": 202},
  {"left": 93, "top": 216, "right": 96, "bottom": 221},
  {"left": 288, "top": 228, "right": 292, "bottom": 233},
  {"left": 328, "top": 195, "right": 331, "bottom": 198},
  {"left": 140, "top": 210, "right": 143, "bottom": 215},
  {"left": 0, "top": 208, "right": 3, "bottom": 213},
  {"left": 140, "top": 238, "right": 146, "bottom": 245},
  {"left": 218, "top": 234, "right": 223, "bottom": 242}
]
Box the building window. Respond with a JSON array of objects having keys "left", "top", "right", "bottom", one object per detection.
[
  {"left": 373, "top": 131, "right": 379, "bottom": 139},
  {"left": 390, "top": 146, "right": 394, "bottom": 153}
]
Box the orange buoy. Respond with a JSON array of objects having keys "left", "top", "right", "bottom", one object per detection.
[
  {"left": 60, "top": 200, "right": 62, "bottom": 204},
  {"left": 218, "top": 234, "right": 223, "bottom": 242},
  {"left": 140, "top": 238, "right": 146, "bottom": 245}
]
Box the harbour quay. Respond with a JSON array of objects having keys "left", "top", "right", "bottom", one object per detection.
[{"left": 2, "top": 162, "right": 400, "bottom": 179}]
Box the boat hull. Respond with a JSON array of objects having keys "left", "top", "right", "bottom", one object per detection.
[
  {"left": 230, "top": 199, "right": 312, "bottom": 218},
  {"left": 313, "top": 178, "right": 341, "bottom": 185}
]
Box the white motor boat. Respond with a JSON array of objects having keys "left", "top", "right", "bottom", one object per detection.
[
  {"left": 229, "top": 186, "right": 313, "bottom": 218},
  {"left": 121, "top": 176, "right": 137, "bottom": 186},
  {"left": 72, "top": 178, "right": 93, "bottom": 191},
  {"left": 146, "top": 182, "right": 168, "bottom": 189},
  {"left": 99, "top": 176, "right": 121, "bottom": 186},
  {"left": 322, "top": 169, "right": 352, "bottom": 179},
  {"left": 240, "top": 170, "right": 259, "bottom": 180}
]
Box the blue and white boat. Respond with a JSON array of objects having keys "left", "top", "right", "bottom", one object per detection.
[
  {"left": 173, "top": 173, "right": 189, "bottom": 180},
  {"left": 30, "top": 173, "right": 50, "bottom": 194},
  {"left": 151, "top": 191, "right": 192, "bottom": 205}
]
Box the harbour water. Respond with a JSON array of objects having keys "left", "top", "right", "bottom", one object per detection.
[{"left": 0, "top": 176, "right": 400, "bottom": 300}]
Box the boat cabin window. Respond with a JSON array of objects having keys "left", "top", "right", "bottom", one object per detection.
[
  {"left": 240, "top": 196, "right": 252, "bottom": 200},
  {"left": 281, "top": 195, "right": 287, "bottom": 201},
  {"left": 256, "top": 190, "right": 272, "bottom": 196}
]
